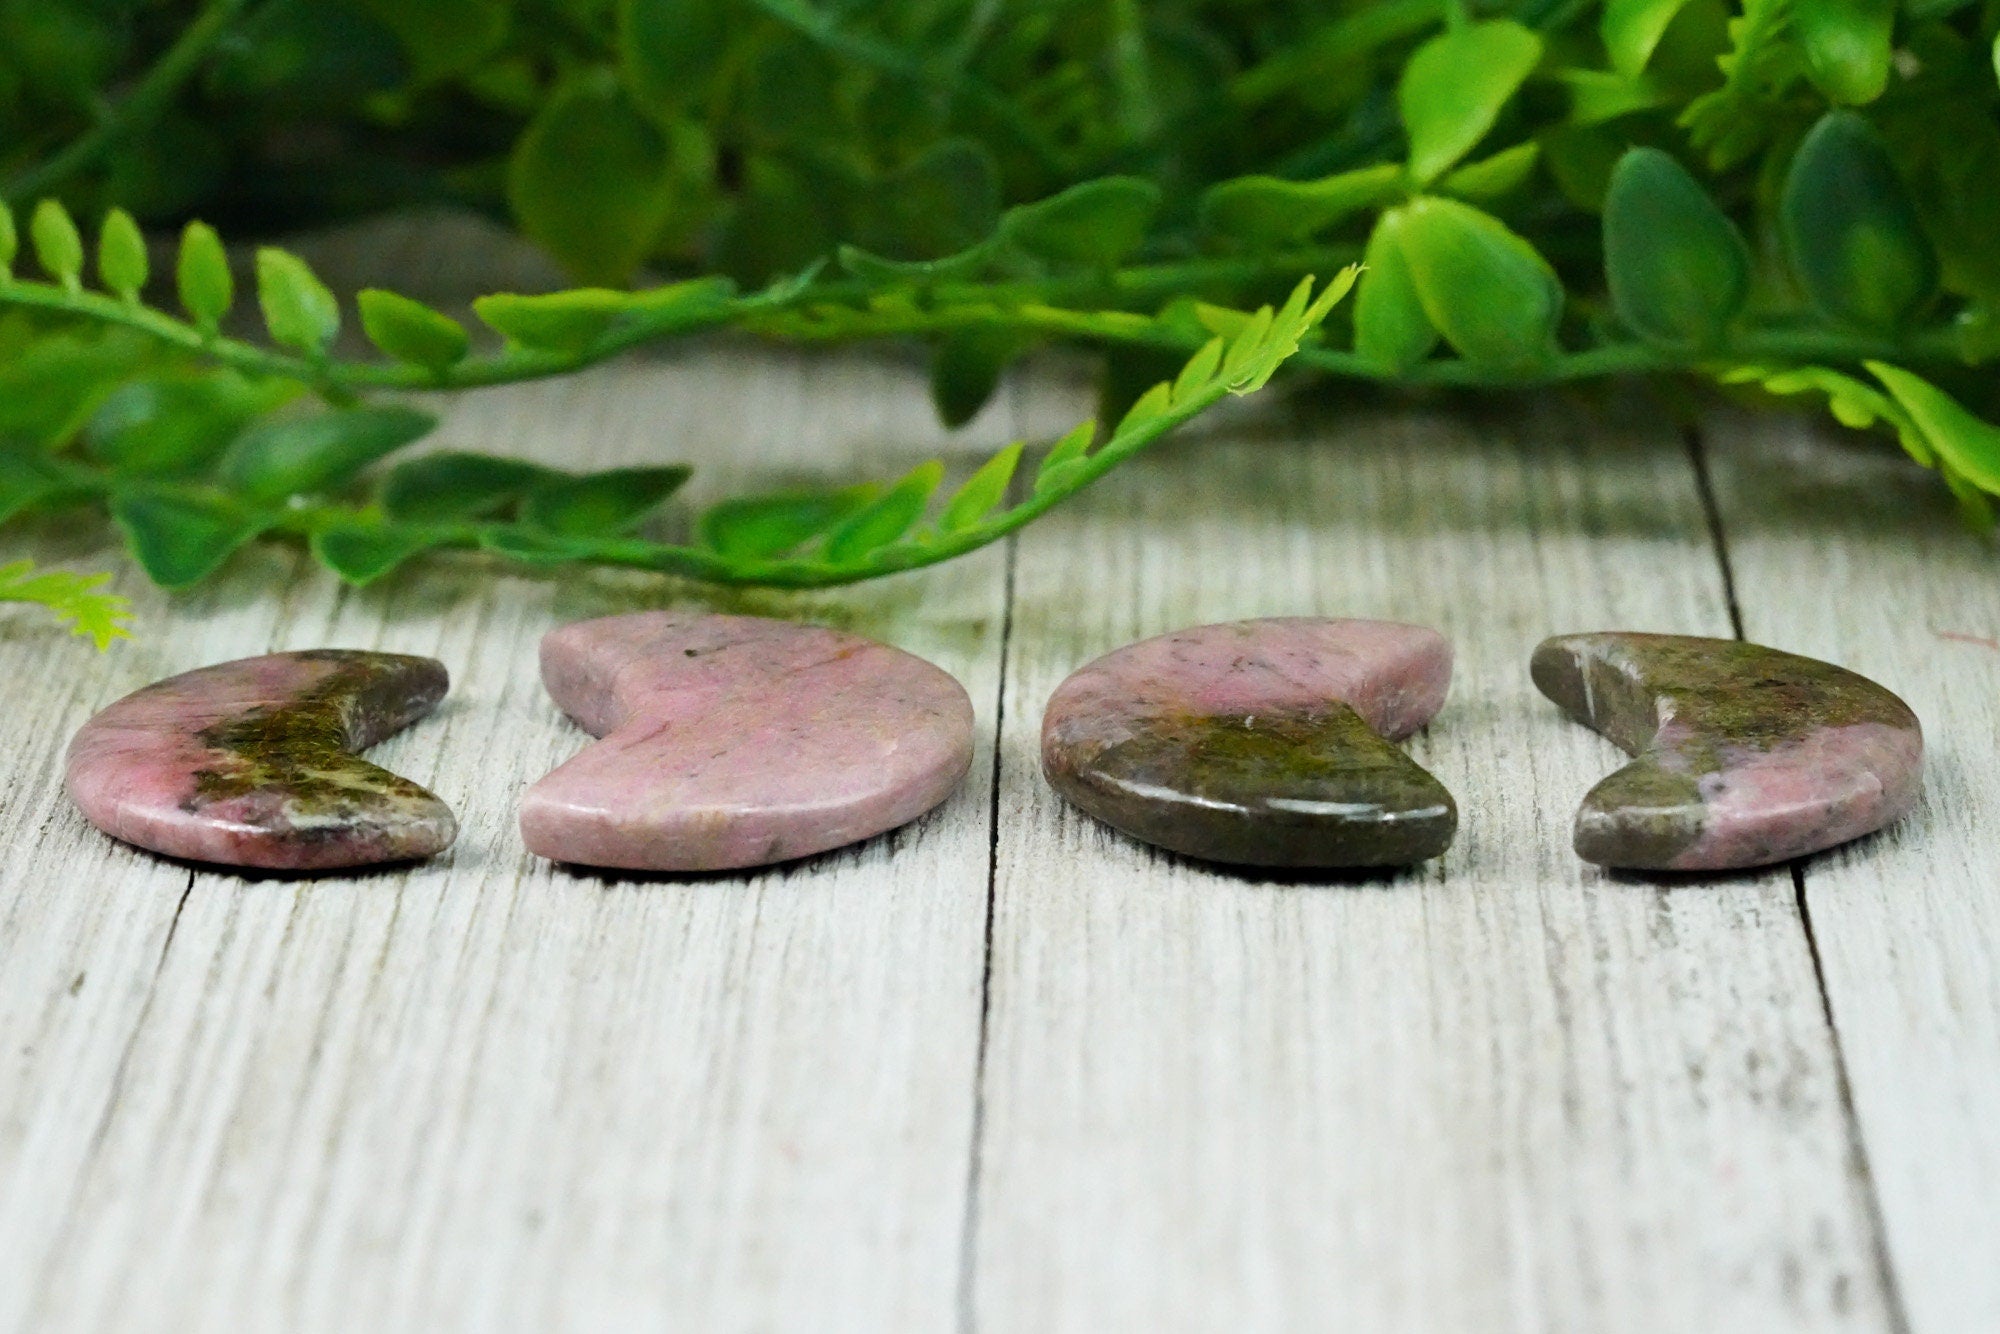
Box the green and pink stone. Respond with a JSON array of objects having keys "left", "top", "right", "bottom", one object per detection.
[
  {"left": 1533, "top": 632, "right": 1922, "bottom": 871},
  {"left": 65, "top": 650, "right": 455, "bottom": 870},
  {"left": 1041, "top": 618, "right": 1458, "bottom": 867},
  {"left": 520, "top": 612, "right": 976, "bottom": 871}
]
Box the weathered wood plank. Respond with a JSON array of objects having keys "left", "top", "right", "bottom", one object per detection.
[
  {"left": 0, "top": 544, "right": 305, "bottom": 1334},
  {"left": 4, "top": 349, "right": 1016, "bottom": 1331},
  {"left": 1702, "top": 410, "right": 2000, "bottom": 1334},
  {"left": 972, "top": 392, "right": 1898, "bottom": 1332}
]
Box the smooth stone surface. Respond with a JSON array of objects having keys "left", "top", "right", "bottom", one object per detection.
[
  {"left": 65, "top": 650, "right": 455, "bottom": 870},
  {"left": 1532, "top": 632, "right": 1923, "bottom": 871},
  {"left": 1040, "top": 618, "right": 1457, "bottom": 867},
  {"left": 521, "top": 612, "right": 976, "bottom": 871}
]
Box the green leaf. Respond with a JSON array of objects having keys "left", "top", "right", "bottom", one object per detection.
[
  {"left": 311, "top": 519, "right": 441, "bottom": 586},
  {"left": 381, "top": 452, "right": 551, "bottom": 522},
  {"left": 938, "top": 443, "right": 1022, "bottom": 533},
  {"left": 31, "top": 200, "right": 84, "bottom": 292},
  {"left": 219, "top": 406, "right": 437, "bottom": 501},
  {"left": 1397, "top": 197, "right": 1562, "bottom": 369},
  {"left": 1116, "top": 382, "right": 1174, "bottom": 436},
  {"left": 112, "top": 490, "right": 268, "bottom": 588},
  {"left": 85, "top": 372, "right": 297, "bottom": 477},
  {"left": 699, "top": 484, "right": 880, "bottom": 558},
  {"left": 1557, "top": 70, "right": 1675, "bottom": 127},
  {"left": 1198, "top": 164, "right": 1407, "bottom": 248},
  {"left": 1000, "top": 177, "right": 1162, "bottom": 268},
  {"left": 1355, "top": 209, "right": 1439, "bottom": 372},
  {"left": 1439, "top": 142, "right": 1541, "bottom": 203},
  {"left": 822, "top": 461, "right": 944, "bottom": 562},
  {"left": 358, "top": 290, "right": 470, "bottom": 373},
  {"left": 0, "top": 201, "right": 16, "bottom": 280},
  {"left": 1603, "top": 148, "right": 1751, "bottom": 348},
  {"left": 1171, "top": 337, "right": 1226, "bottom": 403},
  {"left": 622, "top": 0, "right": 732, "bottom": 112},
  {"left": 853, "top": 140, "right": 1001, "bottom": 264},
  {"left": 0, "top": 327, "right": 150, "bottom": 447},
  {"left": 1035, "top": 421, "right": 1097, "bottom": 493},
  {"left": 1782, "top": 112, "right": 1938, "bottom": 333},
  {"left": 0, "top": 453, "right": 64, "bottom": 526},
  {"left": 508, "top": 71, "right": 677, "bottom": 285},
  {"left": 176, "top": 221, "right": 232, "bottom": 329},
  {"left": 472, "top": 284, "right": 731, "bottom": 353},
  {"left": 1794, "top": 0, "right": 1895, "bottom": 106},
  {"left": 1223, "top": 267, "right": 1361, "bottom": 394},
  {"left": 1399, "top": 22, "right": 1544, "bottom": 185},
  {"left": 255, "top": 247, "right": 341, "bottom": 354},
  {"left": 1602, "top": 0, "right": 1695, "bottom": 77},
  {"left": 930, "top": 328, "right": 1025, "bottom": 429},
  {"left": 1866, "top": 362, "right": 2000, "bottom": 492},
  {"left": 478, "top": 527, "right": 605, "bottom": 566},
  {"left": 357, "top": 0, "right": 508, "bottom": 80},
  {"left": 0, "top": 560, "right": 130, "bottom": 650},
  {"left": 521, "top": 465, "right": 692, "bottom": 535},
  {"left": 97, "top": 208, "right": 147, "bottom": 302},
  {"left": 1097, "top": 346, "right": 1185, "bottom": 426},
  {"left": 837, "top": 241, "right": 997, "bottom": 285},
  {"left": 474, "top": 289, "right": 626, "bottom": 352}
]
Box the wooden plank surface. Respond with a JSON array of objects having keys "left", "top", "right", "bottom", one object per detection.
[
  {"left": 1704, "top": 410, "right": 2000, "bottom": 1334},
  {"left": 2, "top": 210, "right": 1993, "bottom": 1331},
  {"left": 973, "top": 391, "right": 1897, "bottom": 1332},
  {"left": 1, "top": 348, "right": 1023, "bottom": 1332}
]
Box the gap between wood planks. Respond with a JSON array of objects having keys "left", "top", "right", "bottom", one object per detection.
[{"left": 1683, "top": 422, "right": 1912, "bottom": 1334}]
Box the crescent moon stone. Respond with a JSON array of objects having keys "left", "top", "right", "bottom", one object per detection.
[
  {"left": 520, "top": 613, "right": 976, "bottom": 871},
  {"left": 1040, "top": 618, "right": 1458, "bottom": 867},
  {"left": 1531, "top": 632, "right": 1923, "bottom": 871},
  {"left": 65, "top": 650, "right": 456, "bottom": 870}
]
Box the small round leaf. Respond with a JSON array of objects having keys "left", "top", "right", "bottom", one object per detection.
[{"left": 358, "top": 289, "right": 470, "bottom": 373}]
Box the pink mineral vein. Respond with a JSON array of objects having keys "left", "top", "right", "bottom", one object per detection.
[{"left": 520, "top": 612, "right": 976, "bottom": 871}]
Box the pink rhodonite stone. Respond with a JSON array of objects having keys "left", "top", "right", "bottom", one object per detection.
[
  {"left": 1531, "top": 632, "right": 1924, "bottom": 871},
  {"left": 1041, "top": 618, "right": 1458, "bottom": 866},
  {"left": 520, "top": 612, "right": 976, "bottom": 871},
  {"left": 65, "top": 650, "right": 455, "bottom": 870}
]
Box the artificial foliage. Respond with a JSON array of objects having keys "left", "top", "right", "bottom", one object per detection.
[{"left": 3, "top": 0, "right": 1999, "bottom": 645}]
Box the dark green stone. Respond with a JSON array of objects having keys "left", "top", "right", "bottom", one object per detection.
[{"left": 1046, "top": 703, "right": 1457, "bottom": 868}]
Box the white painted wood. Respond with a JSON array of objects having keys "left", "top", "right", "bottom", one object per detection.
[
  {"left": 0, "top": 542, "right": 314, "bottom": 1334},
  {"left": 973, "top": 392, "right": 1897, "bottom": 1332},
  {"left": 2, "top": 346, "right": 1025, "bottom": 1332},
  {"left": 1703, "top": 410, "right": 2000, "bottom": 1334}
]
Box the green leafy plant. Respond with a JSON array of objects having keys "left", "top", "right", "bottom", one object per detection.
[
  {"left": 1, "top": 0, "right": 1997, "bottom": 644},
  {"left": 0, "top": 560, "right": 130, "bottom": 648}
]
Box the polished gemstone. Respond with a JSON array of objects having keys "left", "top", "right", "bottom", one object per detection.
[
  {"left": 65, "top": 650, "right": 455, "bottom": 870},
  {"left": 1532, "top": 632, "right": 1923, "bottom": 871},
  {"left": 521, "top": 612, "right": 975, "bottom": 871},
  {"left": 1041, "top": 618, "right": 1457, "bottom": 867}
]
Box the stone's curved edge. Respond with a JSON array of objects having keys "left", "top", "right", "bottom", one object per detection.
[
  {"left": 1040, "top": 619, "right": 1458, "bottom": 869},
  {"left": 63, "top": 650, "right": 457, "bottom": 871},
  {"left": 1532, "top": 632, "right": 1924, "bottom": 871},
  {"left": 521, "top": 613, "right": 976, "bottom": 872},
  {"left": 1042, "top": 617, "right": 1453, "bottom": 761}
]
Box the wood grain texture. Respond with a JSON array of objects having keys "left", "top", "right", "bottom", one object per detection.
[
  {"left": 1703, "top": 410, "right": 2000, "bottom": 1334},
  {"left": 1, "top": 347, "right": 1026, "bottom": 1333},
  {"left": 973, "top": 392, "right": 1898, "bottom": 1333}
]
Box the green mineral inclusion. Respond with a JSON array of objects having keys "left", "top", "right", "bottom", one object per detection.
[
  {"left": 1066, "top": 703, "right": 1457, "bottom": 868},
  {"left": 1532, "top": 634, "right": 1912, "bottom": 867},
  {"left": 188, "top": 650, "right": 439, "bottom": 824}
]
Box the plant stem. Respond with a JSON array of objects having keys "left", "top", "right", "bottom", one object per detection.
[
  {"left": 3, "top": 0, "right": 253, "bottom": 205},
  {"left": 0, "top": 258, "right": 1965, "bottom": 398}
]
